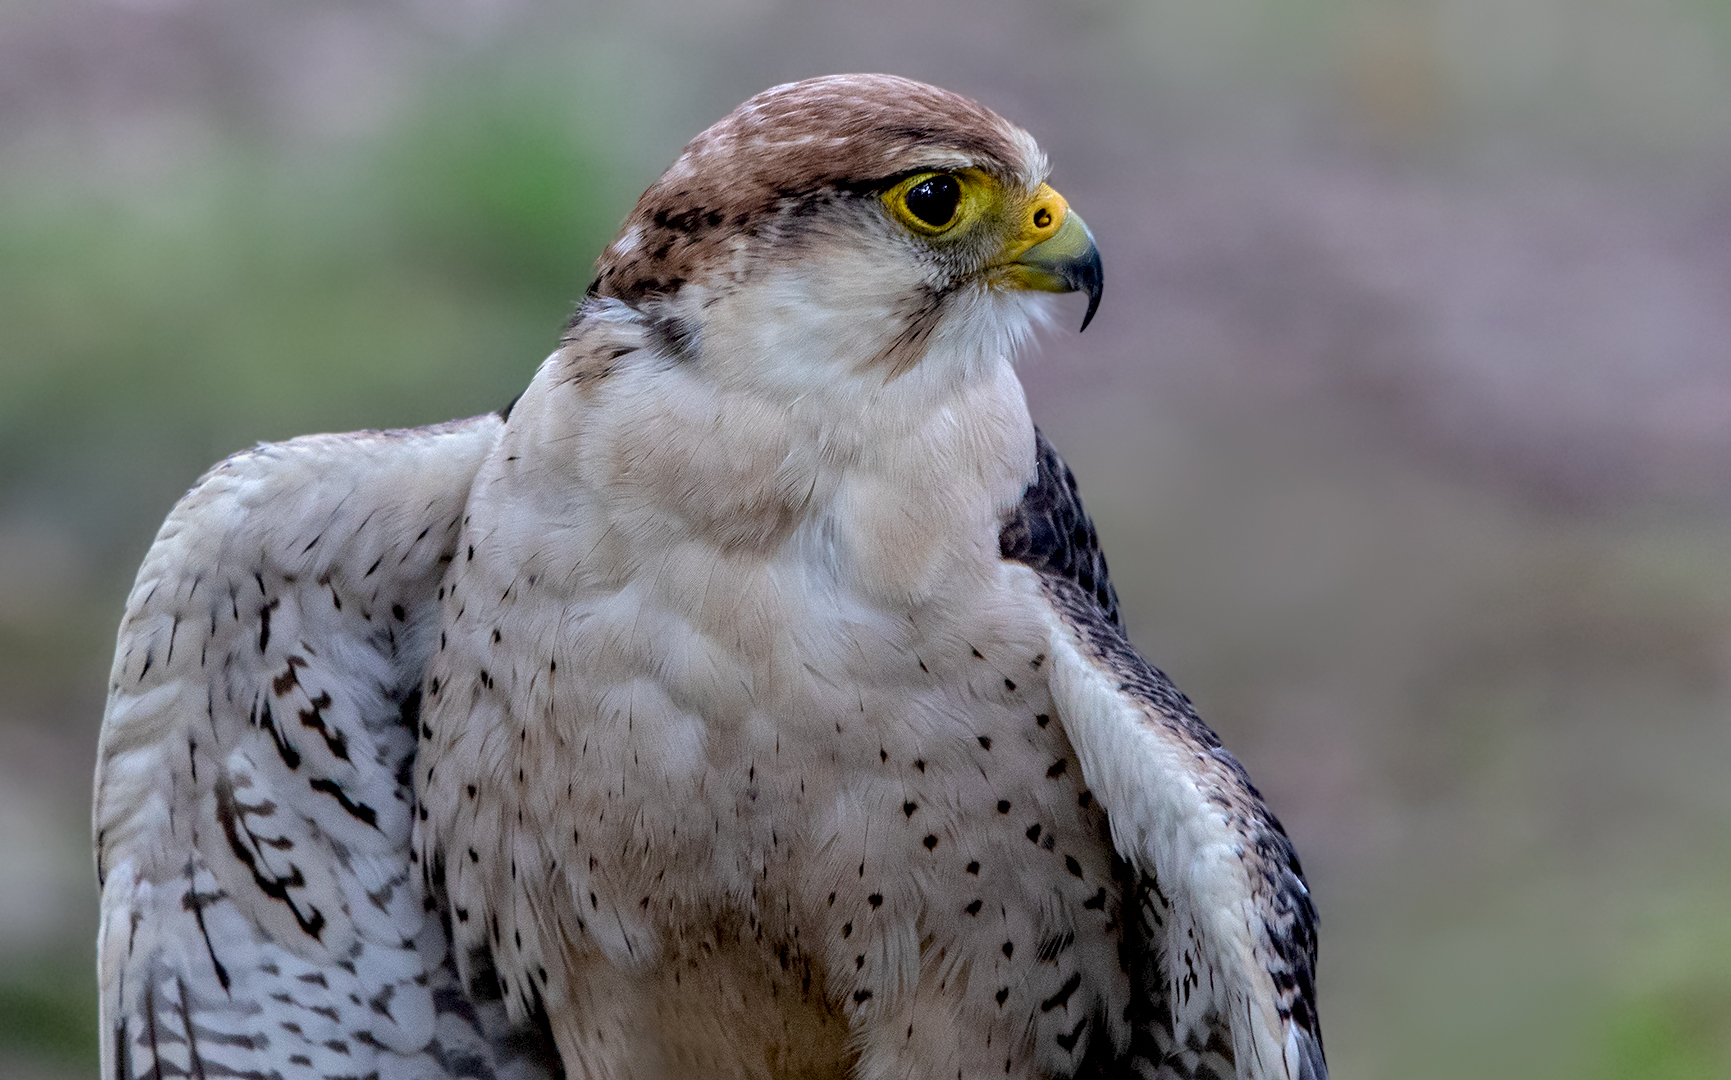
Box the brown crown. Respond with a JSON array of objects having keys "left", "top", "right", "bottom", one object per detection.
[{"left": 590, "top": 74, "right": 1037, "bottom": 305}]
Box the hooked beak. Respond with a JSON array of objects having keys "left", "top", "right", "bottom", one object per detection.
[
  {"left": 998, "top": 185, "right": 1104, "bottom": 331},
  {"left": 1018, "top": 210, "right": 1103, "bottom": 331}
]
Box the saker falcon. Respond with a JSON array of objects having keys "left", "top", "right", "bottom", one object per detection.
[{"left": 95, "top": 74, "right": 1325, "bottom": 1080}]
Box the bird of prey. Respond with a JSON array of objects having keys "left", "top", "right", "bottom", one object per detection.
[{"left": 96, "top": 74, "right": 1325, "bottom": 1080}]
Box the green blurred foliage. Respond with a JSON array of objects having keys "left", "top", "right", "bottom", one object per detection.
[
  {"left": 1600, "top": 994, "right": 1731, "bottom": 1080},
  {"left": 0, "top": 952, "right": 98, "bottom": 1074},
  {"left": 1586, "top": 883, "right": 1731, "bottom": 1080},
  {"left": 0, "top": 72, "right": 628, "bottom": 579}
]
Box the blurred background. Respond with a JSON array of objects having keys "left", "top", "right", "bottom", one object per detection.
[{"left": 2, "top": 0, "right": 1729, "bottom": 1076}]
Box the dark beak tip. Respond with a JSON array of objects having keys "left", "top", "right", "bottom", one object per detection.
[
  {"left": 1073, "top": 248, "right": 1103, "bottom": 332},
  {"left": 1079, "top": 287, "right": 1101, "bottom": 332}
]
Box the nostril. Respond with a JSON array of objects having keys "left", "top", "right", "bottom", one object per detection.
[{"left": 1033, "top": 207, "right": 1052, "bottom": 230}]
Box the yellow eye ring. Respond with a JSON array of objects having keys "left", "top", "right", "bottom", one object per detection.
[{"left": 883, "top": 169, "right": 987, "bottom": 236}]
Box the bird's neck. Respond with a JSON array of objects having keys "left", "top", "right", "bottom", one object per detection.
[{"left": 506, "top": 301, "right": 1040, "bottom": 612}]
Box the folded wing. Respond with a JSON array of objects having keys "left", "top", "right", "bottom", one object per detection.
[
  {"left": 95, "top": 415, "right": 557, "bottom": 1080},
  {"left": 1004, "top": 431, "right": 1326, "bottom": 1080}
]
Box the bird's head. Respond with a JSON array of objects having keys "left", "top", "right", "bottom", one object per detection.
[{"left": 576, "top": 74, "right": 1101, "bottom": 399}]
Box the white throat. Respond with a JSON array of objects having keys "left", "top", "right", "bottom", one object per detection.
[{"left": 488, "top": 284, "right": 1051, "bottom": 650}]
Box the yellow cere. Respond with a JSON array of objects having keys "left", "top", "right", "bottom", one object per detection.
[{"left": 1007, "top": 183, "right": 1069, "bottom": 259}]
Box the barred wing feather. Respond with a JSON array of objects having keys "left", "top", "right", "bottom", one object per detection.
[{"left": 95, "top": 415, "right": 557, "bottom": 1080}]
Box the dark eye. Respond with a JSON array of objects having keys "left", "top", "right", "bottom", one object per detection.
[{"left": 903, "top": 174, "right": 961, "bottom": 229}]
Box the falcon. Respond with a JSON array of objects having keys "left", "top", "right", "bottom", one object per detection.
[{"left": 96, "top": 74, "right": 1325, "bottom": 1080}]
